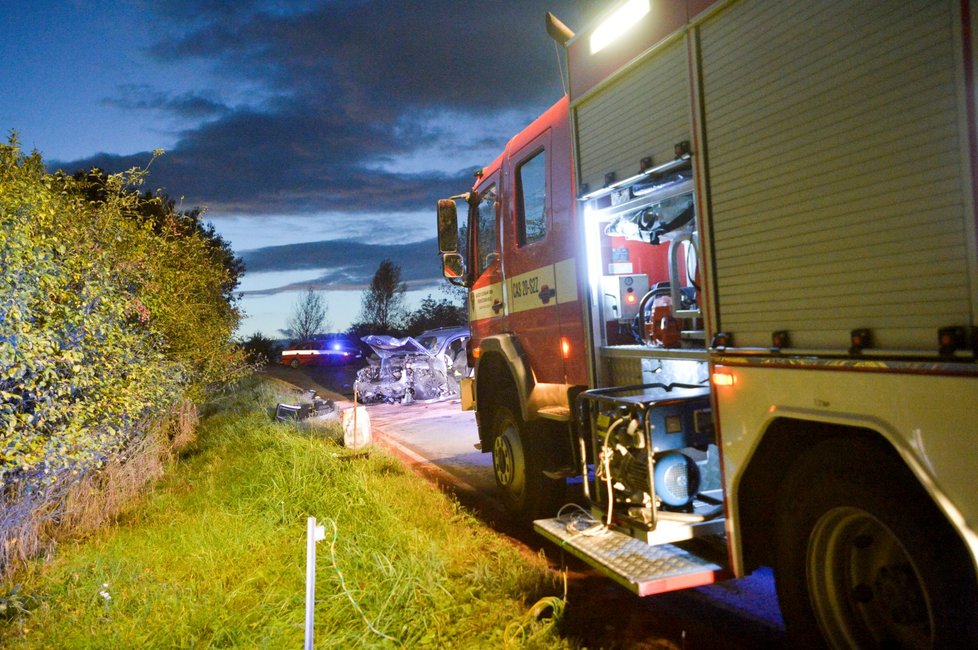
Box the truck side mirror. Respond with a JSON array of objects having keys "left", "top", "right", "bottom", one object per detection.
[
  {"left": 437, "top": 198, "right": 460, "bottom": 253},
  {"left": 437, "top": 196, "right": 470, "bottom": 287},
  {"left": 441, "top": 252, "right": 465, "bottom": 284}
]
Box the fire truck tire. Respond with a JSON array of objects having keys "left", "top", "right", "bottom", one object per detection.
[
  {"left": 773, "top": 438, "right": 978, "bottom": 649},
  {"left": 290, "top": 358, "right": 300, "bottom": 369},
  {"left": 491, "top": 406, "right": 563, "bottom": 522}
]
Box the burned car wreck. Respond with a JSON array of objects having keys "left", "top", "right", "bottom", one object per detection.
[{"left": 354, "top": 326, "right": 469, "bottom": 404}]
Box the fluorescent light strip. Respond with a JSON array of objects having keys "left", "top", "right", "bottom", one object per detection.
[{"left": 590, "top": 0, "right": 651, "bottom": 54}]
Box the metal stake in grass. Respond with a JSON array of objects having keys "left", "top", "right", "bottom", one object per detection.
[
  {"left": 305, "top": 516, "right": 399, "bottom": 646},
  {"left": 304, "top": 516, "right": 326, "bottom": 650}
]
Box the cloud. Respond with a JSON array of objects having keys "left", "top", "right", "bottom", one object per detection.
[
  {"left": 148, "top": 0, "right": 577, "bottom": 111},
  {"left": 52, "top": 1, "right": 584, "bottom": 217},
  {"left": 51, "top": 139, "right": 472, "bottom": 215},
  {"left": 208, "top": 212, "right": 435, "bottom": 250},
  {"left": 239, "top": 237, "right": 443, "bottom": 294},
  {"left": 104, "top": 84, "right": 232, "bottom": 119}
]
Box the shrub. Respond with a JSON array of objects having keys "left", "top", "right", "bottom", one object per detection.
[
  {"left": 239, "top": 331, "right": 281, "bottom": 367},
  {"left": 0, "top": 136, "right": 245, "bottom": 576}
]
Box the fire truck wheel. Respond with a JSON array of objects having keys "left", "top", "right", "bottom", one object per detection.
[
  {"left": 290, "top": 358, "right": 300, "bottom": 369},
  {"left": 491, "top": 406, "right": 563, "bottom": 522},
  {"left": 773, "top": 438, "right": 978, "bottom": 649}
]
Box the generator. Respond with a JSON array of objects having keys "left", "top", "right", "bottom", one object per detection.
[{"left": 576, "top": 382, "right": 723, "bottom": 542}]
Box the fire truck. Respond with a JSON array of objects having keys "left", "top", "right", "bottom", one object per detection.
[{"left": 435, "top": 0, "right": 978, "bottom": 646}]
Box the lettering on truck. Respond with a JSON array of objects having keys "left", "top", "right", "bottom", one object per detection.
[{"left": 511, "top": 276, "right": 539, "bottom": 300}]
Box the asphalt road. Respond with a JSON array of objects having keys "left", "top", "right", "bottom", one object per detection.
[{"left": 263, "top": 363, "right": 787, "bottom": 648}]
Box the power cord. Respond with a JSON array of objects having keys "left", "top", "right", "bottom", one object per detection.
[
  {"left": 596, "top": 417, "right": 626, "bottom": 526},
  {"left": 556, "top": 503, "right": 608, "bottom": 538},
  {"left": 323, "top": 518, "right": 401, "bottom": 645},
  {"left": 503, "top": 551, "right": 569, "bottom": 646}
]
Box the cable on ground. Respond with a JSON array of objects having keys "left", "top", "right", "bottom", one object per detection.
[{"left": 323, "top": 518, "right": 401, "bottom": 646}]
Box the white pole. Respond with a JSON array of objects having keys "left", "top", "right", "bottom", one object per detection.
[
  {"left": 353, "top": 385, "right": 359, "bottom": 449},
  {"left": 305, "top": 516, "right": 317, "bottom": 650}
]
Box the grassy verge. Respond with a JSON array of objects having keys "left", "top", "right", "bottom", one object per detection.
[{"left": 0, "top": 377, "right": 569, "bottom": 648}]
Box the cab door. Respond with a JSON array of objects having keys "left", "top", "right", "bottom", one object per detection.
[{"left": 501, "top": 129, "right": 565, "bottom": 384}]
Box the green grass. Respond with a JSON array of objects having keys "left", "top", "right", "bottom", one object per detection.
[{"left": 1, "top": 378, "right": 569, "bottom": 648}]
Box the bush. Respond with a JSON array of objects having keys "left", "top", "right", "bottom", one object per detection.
[
  {"left": 239, "top": 331, "right": 281, "bottom": 367},
  {"left": 0, "top": 136, "right": 245, "bottom": 576}
]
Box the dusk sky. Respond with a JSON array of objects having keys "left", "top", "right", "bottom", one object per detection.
[{"left": 1, "top": 0, "right": 587, "bottom": 336}]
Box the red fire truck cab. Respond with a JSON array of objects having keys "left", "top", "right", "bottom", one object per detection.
[{"left": 437, "top": 97, "right": 591, "bottom": 518}]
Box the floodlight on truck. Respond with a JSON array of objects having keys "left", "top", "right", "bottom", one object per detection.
[{"left": 590, "top": 0, "right": 650, "bottom": 54}]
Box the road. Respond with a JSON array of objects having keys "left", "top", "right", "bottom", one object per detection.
[{"left": 264, "top": 363, "right": 787, "bottom": 648}]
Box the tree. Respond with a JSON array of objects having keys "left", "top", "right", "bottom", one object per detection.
[
  {"left": 439, "top": 276, "right": 468, "bottom": 306},
  {"left": 72, "top": 166, "right": 245, "bottom": 304},
  {"left": 354, "top": 259, "right": 407, "bottom": 334},
  {"left": 285, "top": 288, "right": 330, "bottom": 341},
  {"left": 239, "top": 331, "right": 281, "bottom": 366},
  {"left": 403, "top": 294, "right": 467, "bottom": 335}
]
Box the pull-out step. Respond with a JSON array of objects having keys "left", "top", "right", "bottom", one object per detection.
[{"left": 534, "top": 517, "right": 727, "bottom": 596}]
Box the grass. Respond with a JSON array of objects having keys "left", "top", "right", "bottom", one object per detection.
[{"left": 0, "top": 377, "right": 570, "bottom": 648}]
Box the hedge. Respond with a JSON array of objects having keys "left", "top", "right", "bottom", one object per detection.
[{"left": 0, "top": 136, "right": 246, "bottom": 569}]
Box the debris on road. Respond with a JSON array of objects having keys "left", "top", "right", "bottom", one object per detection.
[
  {"left": 274, "top": 389, "right": 336, "bottom": 422},
  {"left": 342, "top": 405, "right": 371, "bottom": 449}
]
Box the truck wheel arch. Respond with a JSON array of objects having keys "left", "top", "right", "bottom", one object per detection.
[
  {"left": 770, "top": 435, "right": 978, "bottom": 646},
  {"left": 473, "top": 335, "right": 535, "bottom": 448},
  {"left": 736, "top": 418, "right": 977, "bottom": 582}
]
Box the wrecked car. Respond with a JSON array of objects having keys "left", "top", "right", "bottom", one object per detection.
[{"left": 355, "top": 326, "right": 469, "bottom": 404}]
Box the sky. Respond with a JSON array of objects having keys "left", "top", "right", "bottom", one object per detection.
[{"left": 1, "top": 0, "right": 588, "bottom": 337}]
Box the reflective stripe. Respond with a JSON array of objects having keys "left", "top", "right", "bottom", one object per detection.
[
  {"left": 554, "top": 258, "right": 577, "bottom": 304},
  {"left": 469, "top": 258, "right": 579, "bottom": 321},
  {"left": 507, "top": 257, "right": 578, "bottom": 315},
  {"left": 508, "top": 265, "right": 557, "bottom": 314}
]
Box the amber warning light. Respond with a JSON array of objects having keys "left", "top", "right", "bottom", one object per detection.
[
  {"left": 711, "top": 369, "right": 736, "bottom": 387},
  {"left": 561, "top": 337, "right": 572, "bottom": 359}
]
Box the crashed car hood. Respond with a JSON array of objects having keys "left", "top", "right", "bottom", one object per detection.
[{"left": 361, "top": 335, "right": 433, "bottom": 359}]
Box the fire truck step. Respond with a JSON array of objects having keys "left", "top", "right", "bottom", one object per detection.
[
  {"left": 537, "top": 405, "right": 571, "bottom": 421},
  {"left": 534, "top": 517, "right": 727, "bottom": 597},
  {"left": 542, "top": 467, "right": 576, "bottom": 479}
]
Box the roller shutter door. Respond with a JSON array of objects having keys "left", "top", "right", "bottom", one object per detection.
[
  {"left": 574, "top": 38, "right": 691, "bottom": 195},
  {"left": 700, "top": 0, "right": 972, "bottom": 350}
]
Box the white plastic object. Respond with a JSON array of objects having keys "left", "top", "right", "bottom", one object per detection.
[{"left": 342, "top": 406, "right": 372, "bottom": 449}]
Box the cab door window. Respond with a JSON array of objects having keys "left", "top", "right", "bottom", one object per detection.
[
  {"left": 516, "top": 149, "right": 547, "bottom": 246},
  {"left": 475, "top": 183, "right": 499, "bottom": 275}
]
